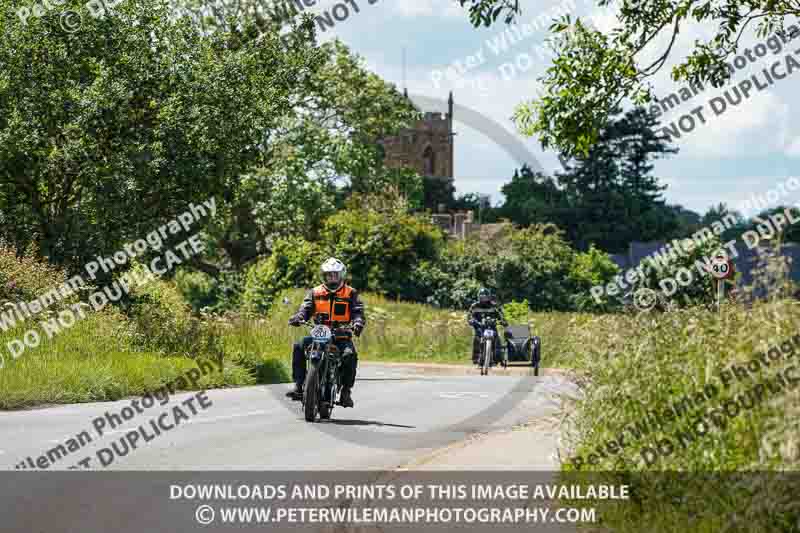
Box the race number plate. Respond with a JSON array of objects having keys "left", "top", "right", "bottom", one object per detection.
[{"left": 310, "top": 325, "right": 332, "bottom": 340}]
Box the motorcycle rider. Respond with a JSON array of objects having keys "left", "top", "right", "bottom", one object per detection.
[
  {"left": 286, "top": 258, "right": 365, "bottom": 407},
  {"left": 467, "top": 287, "right": 509, "bottom": 365}
]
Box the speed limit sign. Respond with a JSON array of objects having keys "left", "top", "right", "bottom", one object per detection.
[{"left": 709, "top": 256, "right": 734, "bottom": 280}]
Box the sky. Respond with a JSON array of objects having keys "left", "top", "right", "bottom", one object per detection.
[{"left": 289, "top": 0, "right": 800, "bottom": 217}]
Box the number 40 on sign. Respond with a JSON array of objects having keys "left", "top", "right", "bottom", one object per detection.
[{"left": 709, "top": 256, "right": 734, "bottom": 280}]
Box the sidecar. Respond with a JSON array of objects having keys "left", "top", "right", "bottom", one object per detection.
[{"left": 504, "top": 324, "right": 541, "bottom": 376}]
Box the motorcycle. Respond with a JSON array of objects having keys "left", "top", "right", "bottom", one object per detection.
[
  {"left": 476, "top": 316, "right": 504, "bottom": 375},
  {"left": 300, "top": 313, "right": 354, "bottom": 423}
]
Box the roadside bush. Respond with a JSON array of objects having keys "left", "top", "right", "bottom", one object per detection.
[
  {"left": 568, "top": 244, "right": 621, "bottom": 311},
  {"left": 125, "top": 264, "right": 223, "bottom": 360},
  {"left": 242, "top": 236, "right": 323, "bottom": 314},
  {"left": 408, "top": 224, "right": 618, "bottom": 312},
  {"left": 631, "top": 234, "right": 724, "bottom": 309},
  {"left": 409, "top": 239, "right": 487, "bottom": 308},
  {"left": 320, "top": 207, "right": 444, "bottom": 298},
  {"left": 174, "top": 269, "right": 219, "bottom": 312},
  {"left": 503, "top": 299, "right": 529, "bottom": 324},
  {"left": 0, "top": 241, "right": 86, "bottom": 315}
]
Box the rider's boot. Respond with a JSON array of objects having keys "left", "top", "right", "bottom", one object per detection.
[
  {"left": 286, "top": 382, "right": 303, "bottom": 400},
  {"left": 340, "top": 387, "right": 354, "bottom": 408}
]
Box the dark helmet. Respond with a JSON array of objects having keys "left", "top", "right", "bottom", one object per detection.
[{"left": 478, "top": 287, "right": 492, "bottom": 304}]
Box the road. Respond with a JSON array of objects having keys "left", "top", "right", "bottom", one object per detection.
[{"left": 0, "top": 363, "right": 580, "bottom": 471}]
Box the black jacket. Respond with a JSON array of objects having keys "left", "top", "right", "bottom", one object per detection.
[{"left": 467, "top": 300, "right": 508, "bottom": 328}]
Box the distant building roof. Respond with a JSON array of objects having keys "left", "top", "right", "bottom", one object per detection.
[{"left": 629, "top": 241, "right": 667, "bottom": 267}]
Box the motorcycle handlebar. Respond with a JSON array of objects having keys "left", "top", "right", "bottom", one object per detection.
[{"left": 295, "top": 320, "right": 355, "bottom": 333}]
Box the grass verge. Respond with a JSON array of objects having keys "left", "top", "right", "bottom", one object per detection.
[{"left": 558, "top": 299, "right": 800, "bottom": 532}]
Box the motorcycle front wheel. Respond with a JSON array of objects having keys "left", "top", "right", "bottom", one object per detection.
[
  {"left": 320, "top": 378, "right": 334, "bottom": 420},
  {"left": 303, "top": 362, "right": 320, "bottom": 422},
  {"left": 482, "top": 339, "right": 491, "bottom": 376}
]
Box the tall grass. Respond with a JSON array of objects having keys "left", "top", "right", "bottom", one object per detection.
[
  {"left": 228, "top": 288, "right": 476, "bottom": 364},
  {"left": 558, "top": 299, "right": 800, "bottom": 531},
  {"left": 0, "top": 309, "right": 254, "bottom": 409}
]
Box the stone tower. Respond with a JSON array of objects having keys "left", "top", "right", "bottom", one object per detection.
[{"left": 379, "top": 91, "right": 455, "bottom": 181}]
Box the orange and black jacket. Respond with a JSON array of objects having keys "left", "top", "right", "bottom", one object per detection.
[{"left": 295, "top": 284, "right": 366, "bottom": 327}]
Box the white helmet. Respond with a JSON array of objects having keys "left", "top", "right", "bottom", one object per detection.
[{"left": 321, "top": 257, "right": 347, "bottom": 291}]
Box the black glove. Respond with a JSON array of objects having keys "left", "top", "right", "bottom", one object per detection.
[
  {"left": 353, "top": 321, "right": 364, "bottom": 337},
  {"left": 468, "top": 319, "right": 478, "bottom": 327},
  {"left": 288, "top": 314, "right": 303, "bottom": 326}
]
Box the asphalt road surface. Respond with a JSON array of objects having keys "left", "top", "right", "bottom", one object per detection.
[{"left": 0, "top": 364, "right": 580, "bottom": 471}]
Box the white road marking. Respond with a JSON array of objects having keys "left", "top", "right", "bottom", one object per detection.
[
  {"left": 103, "top": 410, "right": 272, "bottom": 435},
  {"left": 439, "top": 392, "right": 490, "bottom": 399}
]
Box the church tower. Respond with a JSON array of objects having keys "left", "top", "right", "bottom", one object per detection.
[{"left": 378, "top": 91, "right": 455, "bottom": 182}]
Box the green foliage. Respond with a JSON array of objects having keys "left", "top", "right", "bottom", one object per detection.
[
  {"left": 174, "top": 269, "right": 220, "bottom": 312},
  {"left": 559, "top": 300, "right": 800, "bottom": 529},
  {"left": 410, "top": 239, "right": 487, "bottom": 309},
  {"left": 0, "top": 0, "right": 328, "bottom": 272},
  {"left": 503, "top": 299, "right": 529, "bottom": 324},
  {"left": 632, "top": 234, "right": 725, "bottom": 309},
  {"left": 552, "top": 107, "right": 679, "bottom": 252},
  {"left": 125, "top": 264, "right": 224, "bottom": 360},
  {"left": 450, "top": 193, "right": 499, "bottom": 223},
  {"left": 242, "top": 236, "right": 323, "bottom": 314},
  {"left": 492, "top": 225, "right": 583, "bottom": 310},
  {"left": 497, "top": 108, "right": 680, "bottom": 253},
  {"left": 320, "top": 206, "right": 444, "bottom": 298},
  {"left": 422, "top": 176, "right": 456, "bottom": 210},
  {"left": 747, "top": 206, "right": 800, "bottom": 243},
  {"left": 569, "top": 245, "right": 622, "bottom": 311},
  {"left": 0, "top": 241, "right": 86, "bottom": 312},
  {"left": 413, "top": 224, "right": 618, "bottom": 312},
  {"left": 499, "top": 165, "right": 564, "bottom": 226},
  {"left": 352, "top": 168, "right": 425, "bottom": 212},
  {"left": 185, "top": 37, "right": 420, "bottom": 274},
  {"left": 458, "top": 0, "right": 800, "bottom": 156}
]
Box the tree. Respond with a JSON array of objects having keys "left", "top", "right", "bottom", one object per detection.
[
  {"left": 554, "top": 107, "right": 678, "bottom": 251},
  {"left": 193, "top": 38, "right": 420, "bottom": 274},
  {"left": 667, "top": 204, "right": 704, "bottom": 239},
  {"left": 422, "top": 177, "right": 457, "bottom": 211},
  {"left": 458, "top": 0, "right": 800, "bottom": 156},
  {"left": 701, "top": 203, "right": 748, "bottom": 242},
  {"left": 451, "top": 193, "right": 499, "bottom": 222},
  {"left": 747, "top": 206, "right": 800, "bottom": 243},
  {"left": 499, "top": 164, "right": 565, "bottom": 226},
  {"left": 0, "top": 0, "right": 326, "bottom": 273}
]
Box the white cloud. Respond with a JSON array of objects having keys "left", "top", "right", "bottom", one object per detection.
[{"left": 389, "top": 0, "right": 464, "bottom": 18}]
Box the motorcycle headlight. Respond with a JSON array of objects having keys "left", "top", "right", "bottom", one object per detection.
[{"left": 483, "top": 330, "right": 494, "bottom": 338}]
